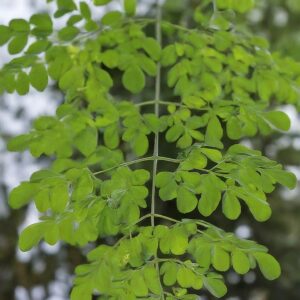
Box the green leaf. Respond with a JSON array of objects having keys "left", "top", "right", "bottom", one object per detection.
[
  {"left": 143, "top": 37, "right": 161, "bottom": 61},
  {"left": 203, "top": 276, "right": 227, "bottom": 298},
  {"left": 101, "top": 11, "right": 123, "bottom": 26},
  {"left": 231, "top": 0, "right": 255, "bottom": 13},
  {"left": 9, "top": 19, "right": 30, "bottom": 32},
  {"left": 9, "top": 182, "right": 38, "bottom": 209},
  {"left": 166, "top": 124, "right": 184, "bottom": 142},
  {"left": 124, "top": 0, "right": 137, "bottom": 16},
  {"left": 170, "top": 228, "right": 189, "bottom": 255},
  {"left": 253, "top": 252, "right": 281, "bottom": 280},
  {"left": 198, "top": 174, "right": 224, "bottom": 216},
  {"left": 16, "top": 72, "right": 30, "bottom": 95},
  {"left": 200, "top": 148, "right": 223, "bottom": 163},
  {"left": 71, "top": 285, "right": 92, "bottom": 300},
  {"left": 34, "top": 189, "right": 50, "bottom": 212},
  {"left": 8, "top": 34, "right": 28, "bottom": 54},
  {"left": 50, "top": 183, "right": 69, "bottom": 213},
  {"left": 177, "top": 185, "right": 198, "bottom": 213},
  {"left": 143, "top": 266, "right": 162, "bottom": 295},
  {"left": 29, "top": 64, "right": 48, "bottom": 91},
  {"left": 266, "top": 169, "right": 297, "bottom": 190},
  {"left": 212, "top": 246, "right": 230, "bottom": 271},
  {"left": 264, "top": 111, "right": 291, "bottom": 131},
  {"left": 180, "top": 149, "right": 207, "bottom": 170},
  {"left": 94, "top": 0, "right": 112, "bottom": 5},
  {"left": 130, "top": 272, "right": 148, "bottom": 297},
  {"left": 159, "top": 181, "right": 178, "bottom": 201},
  {"left": 27, "top": 40, "right": 51, "bottom": 54},
  {"left": 19, "top": 223, "right": 44, "bottom": 252},
  {"left": 44, "top": 222, "right": 59, "bottom": 245},
  {"left": 0, "top": 25, "right": 11, "bottom": 46},
  {"left": 80, "top": 2, "right": 91, "bottom": 19},
  {"left": 58, "top": 26, "right": 79, "bottom": 41},
  {"left": 132, "top": 133, "right": 148, "bottom": 156},
  {"left": 177, "top": 267, "right": 195, "bottom": 288},
  {"left": 72, "top": 170, "right": 94, "bottom": 201},
  {"left": 227, "top": 116, "right": 243, "bottom": 140},
  {"left": 74, "top": 127, "right": 98, "bottom": 157},
  {"left": 104, "top": 124, "right": 119, "bottom": 149},
  {"left": 7, "top": 134, "right": 32, "bottom": 151},
  {"left": 122, "top": 66, "right": 145, "bottom": 93},
  {"left": 222, "top": 191, "right": 241, "bottom": 220},
  {"left": 30, "top": 14, "right": 53, "bottom": 37},
  {"left": 205, "top": 116, "right": 223, "bottom": 149},
  {"left": 161, "top": 262, "right": 178, "bottom": 286},
  {"left": 232, "top": 250, "right": 250, "bottom": 275},
  {"left": 59, "top": 67, "right": 84, "bottom": 90}
]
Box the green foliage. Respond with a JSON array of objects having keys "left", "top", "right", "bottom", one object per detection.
[{"left": 1, "top": 0, "right": 299, "bottom": 299}]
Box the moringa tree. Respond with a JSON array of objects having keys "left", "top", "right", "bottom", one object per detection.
[{"left": 0, "top": 0, "right": 299, "bottom": 299}]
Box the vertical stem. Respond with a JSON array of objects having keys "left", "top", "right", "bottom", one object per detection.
[
  {"left": 151, "top": 0, "right": 162, "bottom": 227},
  {"left": 152, "top": 1, "right": 164, "bottom": 299}
]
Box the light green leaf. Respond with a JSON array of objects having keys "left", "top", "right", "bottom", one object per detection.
[
  {"left": 177, "top": 185, "right": 198, "bottom": 213},
  {"left": 143, "top": 37, "right": 161, "bottom": 61},
  {"left": 205, "top": 116, "right": 223, "bottom": 149},
  {"left": 264, "top": 111, "right": 291, "bottom": 131},
  {"left": 170, "top": 228, "right": 189, "bottom": 255},
  {"left": 201, "top": 147, "right": 222, "bottom": 163},
  {"left": 198, "top": 174, "right": 224, "bottom": 216},
  {"left": 130, "top": 272, "right": 148, "bottom": 297},
  {"left": 72, "top": 170, "right": 94, "bottom": 201},
  {"left": 9, "top": 182, "right": 38, "bottom": 209},
  {"left": 34, "top": 189, "right": 50, "bottom": 212},
  {"left": 19, "top": 223, "right": 44, "bottom": 252},
  {"left": 122, "top": 66, "right": 145, "bottom": 93},
  {"left": 143, "top": 265, "right": 162, "bottom": 295},
  {"left": 132, "top": 133, "right": 148, "bottom": 156},
  {"left": 124, "top": 0, "right": 137, "bottom": 16},
  {"left": 74, "top": 127, "right": 98, "bottom": 157},
  {"left": 203, "top": 276, "right": 227, "bottom": 298},
  {"left": 227, "top": 116, "right": 243, "bottom": 140},
  {"left": 253, "top": 252, "right": 281, "bottom": 280},
  {"left": 266, "top": 169, "right": 297, "bottom": 190},
  {"left": 212, "top": 246, "right": 230, "bottom": 271},
  {"left": 101, "top": 11, "right": 123, "bottom": 26},
  {"left": 232, "top": 250, "right": 250, "bottom": 275},
  {"left": 161, "top": 262, "right": 178, "bottom": 286},
  {"left": 50, "top": 183, "right": 69, "bottom": 213},
  {"left": 177, "top": 267, "right": 195, "bottom": 288},
  {"left": 222, "top": 191, "right": 241, "bottom": 220}
]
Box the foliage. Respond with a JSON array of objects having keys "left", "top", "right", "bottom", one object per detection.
[{"left": 1, "top": 0, "right": 299, "bottom": 299}]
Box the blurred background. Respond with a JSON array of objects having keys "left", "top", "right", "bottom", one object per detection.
[{"left": 0, "top": 0, "right": 299, "bottom": 299}]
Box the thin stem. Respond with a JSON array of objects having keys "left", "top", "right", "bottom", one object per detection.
[
  {"left": 93, "top": 156, "right": 180, "bottom": 175},
  {"left": 135, "top": 100, "right": 209, "bottom": 111}
]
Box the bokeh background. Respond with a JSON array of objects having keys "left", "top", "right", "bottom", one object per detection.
[{"left": 0, "top": 0, "right": 299, "bottom": 299}]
